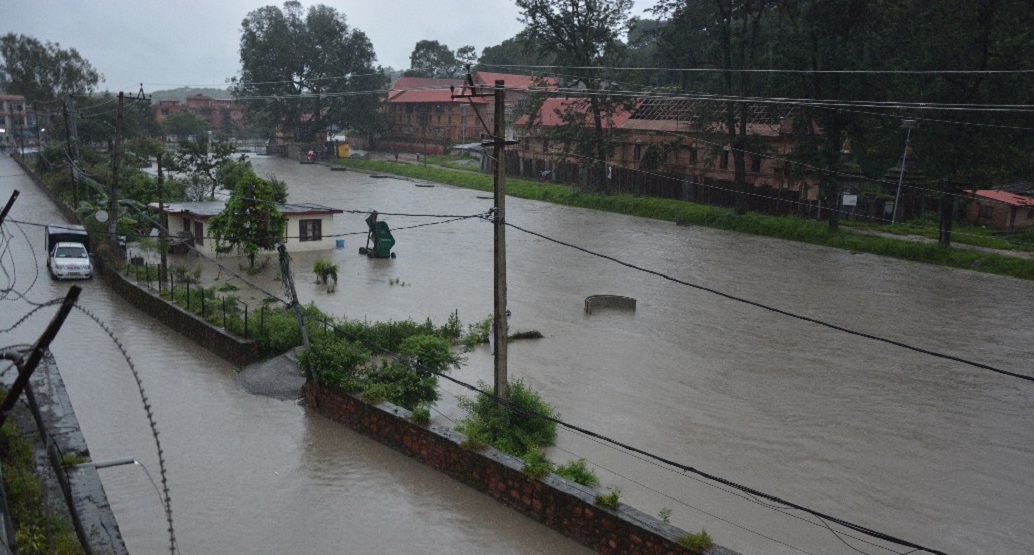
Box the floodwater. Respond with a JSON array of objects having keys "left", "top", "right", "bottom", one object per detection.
[{"left": 3, "top": 153, "right": 1033, "bottom": 555}]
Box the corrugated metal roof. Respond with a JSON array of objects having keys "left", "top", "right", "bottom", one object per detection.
[{"left": 150, "top": 201, "right": 343, "bottom": 219}]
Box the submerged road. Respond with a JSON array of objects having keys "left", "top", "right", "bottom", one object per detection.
[{"left": 3, "top": 153, "right": 1033, "bottom": 554}]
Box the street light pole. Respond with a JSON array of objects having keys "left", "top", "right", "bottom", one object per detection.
[{"left": 891, "top": 119, "right": 917, "bottom": 224}]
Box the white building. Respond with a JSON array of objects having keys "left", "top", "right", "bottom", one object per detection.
[{"left": 150, "top": 201, "right": 344, "bottom": 256}]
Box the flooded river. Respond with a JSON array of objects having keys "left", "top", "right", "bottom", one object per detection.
[{"left": 3, "top": 153, "right": 1033, "bottom": 554}]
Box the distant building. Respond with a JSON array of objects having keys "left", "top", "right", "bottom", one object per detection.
[
  {"left": 379, "top": 72, "right": 554, "bottom": 154},
  {"left": 964, "top": 189, "right": 1034, "bottom": 231},
  {"left": 150, "top": 201, "right": 344, "bottom": 256},
  {"left": 153, "top": 94, "right": 244, "bottom": 134},
  {"left": 0, "top": 94, "right": 36, "bottom": 147}
]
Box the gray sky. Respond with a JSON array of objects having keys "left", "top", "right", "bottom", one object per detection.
[{"left": 1, "top": 0, "right": 655, "bottom": 94}]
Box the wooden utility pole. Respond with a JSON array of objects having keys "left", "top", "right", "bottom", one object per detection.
[
  {"left": 491, "top": 80, "right": 509, "bottom": 402},
  {"left": 938, "top": 179, "right": 958, "bottom": 247},
  {"left": 157, "top": 153, "right": 169, "bottom": 289},
  {"left": 109, "top": 91, "right": 125, "bottom": 253}
]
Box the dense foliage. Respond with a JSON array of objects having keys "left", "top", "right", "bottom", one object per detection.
[{"left": 232, "top": 1, "right": 388, "bottom": 142}]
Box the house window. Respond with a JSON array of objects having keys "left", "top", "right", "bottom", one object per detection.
[
  {"left": 720, "top": 151, "right": 729, "bottom": 169},
  {"left": 633, "top": 143, "right": 642, "bottom": 161},
  {"left": 193, "top": 221, "right": 204, "bottom": 247},
  {"left": 979, "top": 205, "right": 993, "bottom": 218},
  {"left": 1028, "top": 208, "right": 1033, "bottom": 220},
  {"left": 689, "top": 147, "right": 698, "bottom": 165},
  {"left": 751, "top": 156, "right": 762, "bottom": 173},
  {"left": 542, "top": 137, "right": 550, "bottom": 152},
  {"left": 299, "top": 219, "right": 322, "bottom": 242}
]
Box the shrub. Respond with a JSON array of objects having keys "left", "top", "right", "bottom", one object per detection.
[
  {"left": 678, "top": 530, "right": 714, "bottom": 551},
  {"left": 555, "top": 458, "right": 599, "bottom": 487},
  {"left": 521, "top": 448, "right": 555, "bottom": 480},
  {"left": 456, "top": 379, "right": 558, "bottom": 458},
  {"left": 595, "top": 487, "right": 621, "bottom": 509},
  {"left": 410, "top": 403, "right": 431, "bottom": 425}
]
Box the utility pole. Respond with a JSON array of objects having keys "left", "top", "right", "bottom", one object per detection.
[
  {"left": 452, "top": 75, "right": 515, "bottom": 402},
  {"left": 109, "top": 91, "right": 125, "bottom": 253},
  {"left": 157, "top": 153, "right": 168, "bottom": 289},
  {"left": 278, "top": 244, "right": 310, "bottom": 369},
  {"left": 938, "top": 179, "right": 959, "bottom": 247},
  {"left": 490, "top": 80, "right": 509, "bottom": 402},
  {"left": 891, "top": 119, "right": 917, "bottom": 225},
  {"left": 62, "top": 96, "right": 79, "bottom": 207}
]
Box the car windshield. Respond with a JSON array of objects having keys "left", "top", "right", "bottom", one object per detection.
[{"left": 56, "top": 246, "right": 87, "bottom": 258}]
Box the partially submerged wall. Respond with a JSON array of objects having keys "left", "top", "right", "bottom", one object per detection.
[{"left": 305, "top": 382, "right": 739, "bottom": 555}]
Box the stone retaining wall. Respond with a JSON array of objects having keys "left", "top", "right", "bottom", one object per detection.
[{"left": 305, "top": 382, "right": 738, "bottom": 555}]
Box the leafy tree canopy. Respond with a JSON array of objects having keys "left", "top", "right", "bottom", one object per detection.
[
  {"left": 0, "top": 33, "right": 102, "bottom": 104},
  {"left": 231, "top": 2, "right": 388, "bottom": 142},
  {"left": 208, "top": 171, "right": 287, "bottom": 267},
  {"left": 168, "top": 137, "right": 243, "bottom": 200},
  {"left": 160, "top": 111, "right": 210, "bottom": 139},
  {"left": 404, "top": 40, "right": 474, "bottom": 78}
]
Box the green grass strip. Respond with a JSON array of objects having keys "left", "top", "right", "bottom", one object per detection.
[{"left": 331, "top": 158, "right": 1034, "bottom": 281}]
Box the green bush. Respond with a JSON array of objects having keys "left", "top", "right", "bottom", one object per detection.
[
  {"left": 456, "top": 379, "right": 558, "bottom": 458},
  {"left": 555, "top": 458, "right": 599, "bottom": 487},
  {"left": 595, "top": 487, "right": 621, "bottom": 509},
  {"left": 410, "top": 403, "right": 431, "bottom": 425},
  {"left": 521, "top": 448, "right": 555, "bottom": 480},
  {"left": 678, "top": 530, "right": 714, "bottom": 551}
]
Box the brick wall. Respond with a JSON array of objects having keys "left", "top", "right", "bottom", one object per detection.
[{"left": 305, "top": 382, "right": 739, "bottom": 555}]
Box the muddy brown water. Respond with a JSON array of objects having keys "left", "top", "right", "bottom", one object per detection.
[{"left": 4, "top": 154, "right": 1033, "bottom": 554}]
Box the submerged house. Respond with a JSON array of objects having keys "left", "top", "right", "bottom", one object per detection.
[{"left": 150, "top": 201, "right": 344, "bottom": 256}]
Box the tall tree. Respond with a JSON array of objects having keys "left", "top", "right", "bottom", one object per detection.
[
  {"left": 405, "top": 40, "right": 471, "bottom": 78},
  {"left": 656, "top": 0, "right": 776, "bottom": 214},
  {"left": 479, "top": 34, "right": 556, "bottom": 68},
  {"left": 208, "top": 171, "right": 287, "bottom": 268},
  {"left": 232, "top": 2, "right": 387, "bottom": 144},
  {"left": 516, "top": 0, "right": 634, "bottom": 192},
  {"left": 0, "top": 33, "right": 102, "bottom": 104}
]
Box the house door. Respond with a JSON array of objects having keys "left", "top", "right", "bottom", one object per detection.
[{"left": 194, "top": 221, "right": 204, "bottom": 246}]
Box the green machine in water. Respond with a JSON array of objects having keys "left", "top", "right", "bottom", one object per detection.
[{"left": 358, "top": 211, "right": 396, "bottom": 258}]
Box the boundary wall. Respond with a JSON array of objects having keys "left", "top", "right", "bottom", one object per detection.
[{"left": 305, "top": 382, "right": 740, "bottom": 555}]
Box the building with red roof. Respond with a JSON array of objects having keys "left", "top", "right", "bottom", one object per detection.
[
  {"left": 380, "top": 71, "right": 550, "bottom": 154},
  {"left": 964, "top": 189, "right": 1034, "bottom": 231},
  {"left": 514, "top": 94, "right": 819, "bottom": 203}
]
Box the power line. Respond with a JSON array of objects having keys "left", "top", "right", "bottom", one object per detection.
[{"left": 502, "top": 219, "right": 1031, "bottom": 384}]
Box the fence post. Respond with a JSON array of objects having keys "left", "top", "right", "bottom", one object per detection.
[
  {"left": 186, "top": 281, "right": 190, "bottom": 310},
  {"left": 260, "top": 305, "right": 265, "bottom": 336},
  {"left": 201, "top": 287, "right": 206, "bottom": 316},
  {"left": 244, "top": 302, "right": 249, "bottom": 339},
  {"left": 222, "top": 296, "right": 226, "bottom": 328},
  {"left": 169, "top": 272, "right": 174, "bottom": 299}
]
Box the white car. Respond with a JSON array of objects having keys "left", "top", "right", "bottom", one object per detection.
[{"left": 48, "top": 242, "right": 93, "bottom": 280}]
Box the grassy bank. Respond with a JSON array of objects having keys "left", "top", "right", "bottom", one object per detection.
[{"left": 332, "top": 157, "right": 1034, "bottom": 281}]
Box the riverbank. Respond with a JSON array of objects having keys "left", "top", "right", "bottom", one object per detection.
[{"left": 330, "top": 156, "right": 1034, "bottom": 281}]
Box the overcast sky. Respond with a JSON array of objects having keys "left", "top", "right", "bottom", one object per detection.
[{"left": 1, "top": 0, "right": 655, "bottom": 94}]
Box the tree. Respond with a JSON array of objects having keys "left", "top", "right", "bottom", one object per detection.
[
  {"left": 232, "top": 2, "right": 387, "bottom": 144},
  {"left": 0, "top": 33, "right": 102, "bottom": 104},
  {"left": 208, "top": 171, "right": 287, "bottom": 268},
  {"left": 405, "top": 40, "right": 468, "bottom": 78},
  {"left": 160, "top": 111, "right": 209, "bottom": 139},
  {"left": 168, "top": 137, "right": 242, "bottom": 200},
  {"left": 479, "top": 34, "right": 556, "bottom": 68},
  {"left": 516, "top": 0, "right": 634, "bottom": 192}
]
